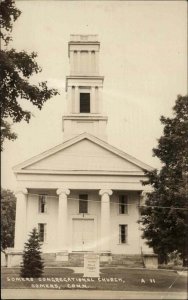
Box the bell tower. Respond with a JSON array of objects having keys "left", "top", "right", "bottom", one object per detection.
[{"left": 63, "top": 35, "right": 108, "bottom": 141}]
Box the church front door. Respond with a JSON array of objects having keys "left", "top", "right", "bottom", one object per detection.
[{"left": 72, "top": 219, "right": 95, "bottom": 251}]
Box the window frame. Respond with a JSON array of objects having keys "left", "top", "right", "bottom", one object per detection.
[
  {"left": 38, "top": 223, "right": 47, "bottom": 243},
  {"left": 79, "top": 194, "right": 88, "bottom": 214},
  {"left": 118, "top": 195, "right": 128, "bottom": 214},
  {"left": 38, "top": 194, "right": 47, "bottom": 213},
  {"left": 119, "top": 224, "right": 128, "bottom": 244},
  {"left": 80, "top": 92, "right": 90, "bottom": 113}
]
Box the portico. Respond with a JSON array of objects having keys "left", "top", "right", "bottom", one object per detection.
[
  {"left": 14, "top": 187, "right": 116, "bottom": 250},
  {"left": 13, "top": 168, "right": 149, "bottom": 256},
  {"left": 56, "top": 188, "right": 113, "bottom": 256}
]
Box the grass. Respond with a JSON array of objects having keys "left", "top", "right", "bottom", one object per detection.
[
  {"left": 1, "top": 267, "right": 187, "bottom": 292},
  {"left": 158, "top": 264, "right": 188, "bottom": 271}
]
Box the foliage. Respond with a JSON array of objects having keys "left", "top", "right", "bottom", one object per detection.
[
  {"left": 168, "top": 251, "right": 182, "bottom": 266},
  {"left": 0, "top": 0, "right": 58, "bottom": 150},
  {"left": 1, "top": 189, "right": 16, "bottom": 250},
  {"left": 140, "top": 95, "right": 188, "bottom": 266},
  {"left": 1, "top": 119, "right": 17, "bottom": 151},
  {"left": 20, "top": 228, "right": 44, "bottom": 278},
  {"left": 0, "top": 0, "right": 21, "bottom": 44}
]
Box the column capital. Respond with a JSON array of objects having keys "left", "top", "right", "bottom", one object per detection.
[
  {"left": 99, "top": 189, "right": 113, "bottom": 196},
  {"left": 15, "top": 188, "right": 28, "bottom": 195},
  {"left": 141, "top": 190, "right": 152, "bottom": 198},
  {"left": 57, "top": 188, "right": 70, "bottom": 196}
]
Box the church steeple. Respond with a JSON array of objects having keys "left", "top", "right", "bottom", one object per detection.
[{"left": 62, "top": 35, "right": 108, "bottom": 141}]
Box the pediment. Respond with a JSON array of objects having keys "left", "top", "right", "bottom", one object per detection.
[{"left": 13, "top": 133, "right": 153, "bottom": 175}]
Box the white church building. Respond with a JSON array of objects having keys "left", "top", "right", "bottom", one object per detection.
[{"left": 9, "top": 35, "right": 154, "bottom": 267}]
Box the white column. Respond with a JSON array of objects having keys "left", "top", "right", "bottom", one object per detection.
[
  {"left": 85, "top": 51, "right": 89, "bottom": 74},
  {"left": 14, "top": 188, "right": 28, "bottom": 250},
  {"left": 67, "top": 86, "right": 72, "bottom": 113},
  {"left": 91, "top": 87, "right": 95, "bottom": 113},
  {"left": 77, "top": 51, "right": 81, "bottom": 74},
  {"left": 98, "top": 87, "right": 103, "bottom": 114},
  {"left": 72, "top": 86, "right": 75, "bottom": 113},
  {"left": 73, "top": 51, "right": 77, "bottom": 74},
  {"left": 70, "top": 51, "right": 74, "bottom": 75},
  {"left": 99, "top": 189, "right": 113, "bottom": 252},
  {"left": 75, "top": 86, "right": 79, "bottom": 113},
  {"left": 88, "top": 51, "right": 92, "bottom": 74},
  {"left": 95, "top": 87, "right": 99, "bottom": 113},
  {"left": 91, "top": 51, "right": 95, "bottom": 74},
  {"left": 56, "top": 188, "right": 70, "bottom": 251},
  {"left": 95, "top": 51, "right": 99, "bottom": 74},
  {"left": 140, "top": 191, "right": 146, "bottom": 205}
]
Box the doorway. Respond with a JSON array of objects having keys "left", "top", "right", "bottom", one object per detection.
[{"left": 72, "top": 219, "right": 95, "bottom": 251}]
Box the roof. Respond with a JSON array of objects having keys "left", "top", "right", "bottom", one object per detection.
[{"left": 13, "top": 132, "right": 154, "bottom": 175}]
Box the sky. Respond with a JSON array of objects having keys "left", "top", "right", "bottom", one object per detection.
[{"left": 2, "top": 0, "right": 187, "bottom": 190}]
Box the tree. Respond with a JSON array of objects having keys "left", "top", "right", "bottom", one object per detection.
[
  {"left": 0, "top": 0, "right": 58, "bottom": 151},
  {"left": 140, "top": 95, "right": 188, "bottom": 266},
  {"left": 0, "top": 0, "right": 21, "bottom": 44},
  {"left": 20, "top": 228, "right": 44, "bottom": 278},
  {"left": 1, "top": 119, "right": 17, "bottom": 148},
  {"left": 1, "top": 189, "right": 16, "bottom": 251}
]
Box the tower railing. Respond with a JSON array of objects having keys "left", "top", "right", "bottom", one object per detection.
[{"left": 70, "top": 35, "right": 98, "bottom": 42}]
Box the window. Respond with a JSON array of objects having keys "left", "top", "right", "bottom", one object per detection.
[
  {"left": 79, "top": 194, "right": 88, "bottom": 213},
  {"left": 80, "top": 93, "right": 90, "bottom": 113},
  {"left": 119, "top": 224, "right": 128, "bottom": 244},
  {"left": 38, "top": 223, "right": 47, "bottom": 242},
  {"left": 119, "top": 195, "right": 128, "bottom": 214},
  {"left": 39, "top": 195, "right": 47, "bottom": 213}
]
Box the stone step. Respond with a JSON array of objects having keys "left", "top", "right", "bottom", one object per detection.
[
  {"left": 110, "top": 254, "right": 144, "bottom": 267},
  {"left": 42, "top": 253, "right": 144, "bottom": 268},
  {"left": 42, "top": 253, "right": 56, "bottom": 262},
  {"left": 42, "top": 253, "right": 84, "bottom": 267}
]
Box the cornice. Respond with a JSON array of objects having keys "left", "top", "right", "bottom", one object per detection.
[
  {"left": 14, "top": 169, "right": 146, "bottom": 176},
  {"left": 62, "top": 115, "right": 108, "bottom": 121},
  {"left": 13, "top": 132, "right": 154, "bottom": 173}
]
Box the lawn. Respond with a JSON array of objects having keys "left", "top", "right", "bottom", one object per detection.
[{"left": 1, "top": 267, "right": 187, "bottom": 292}]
